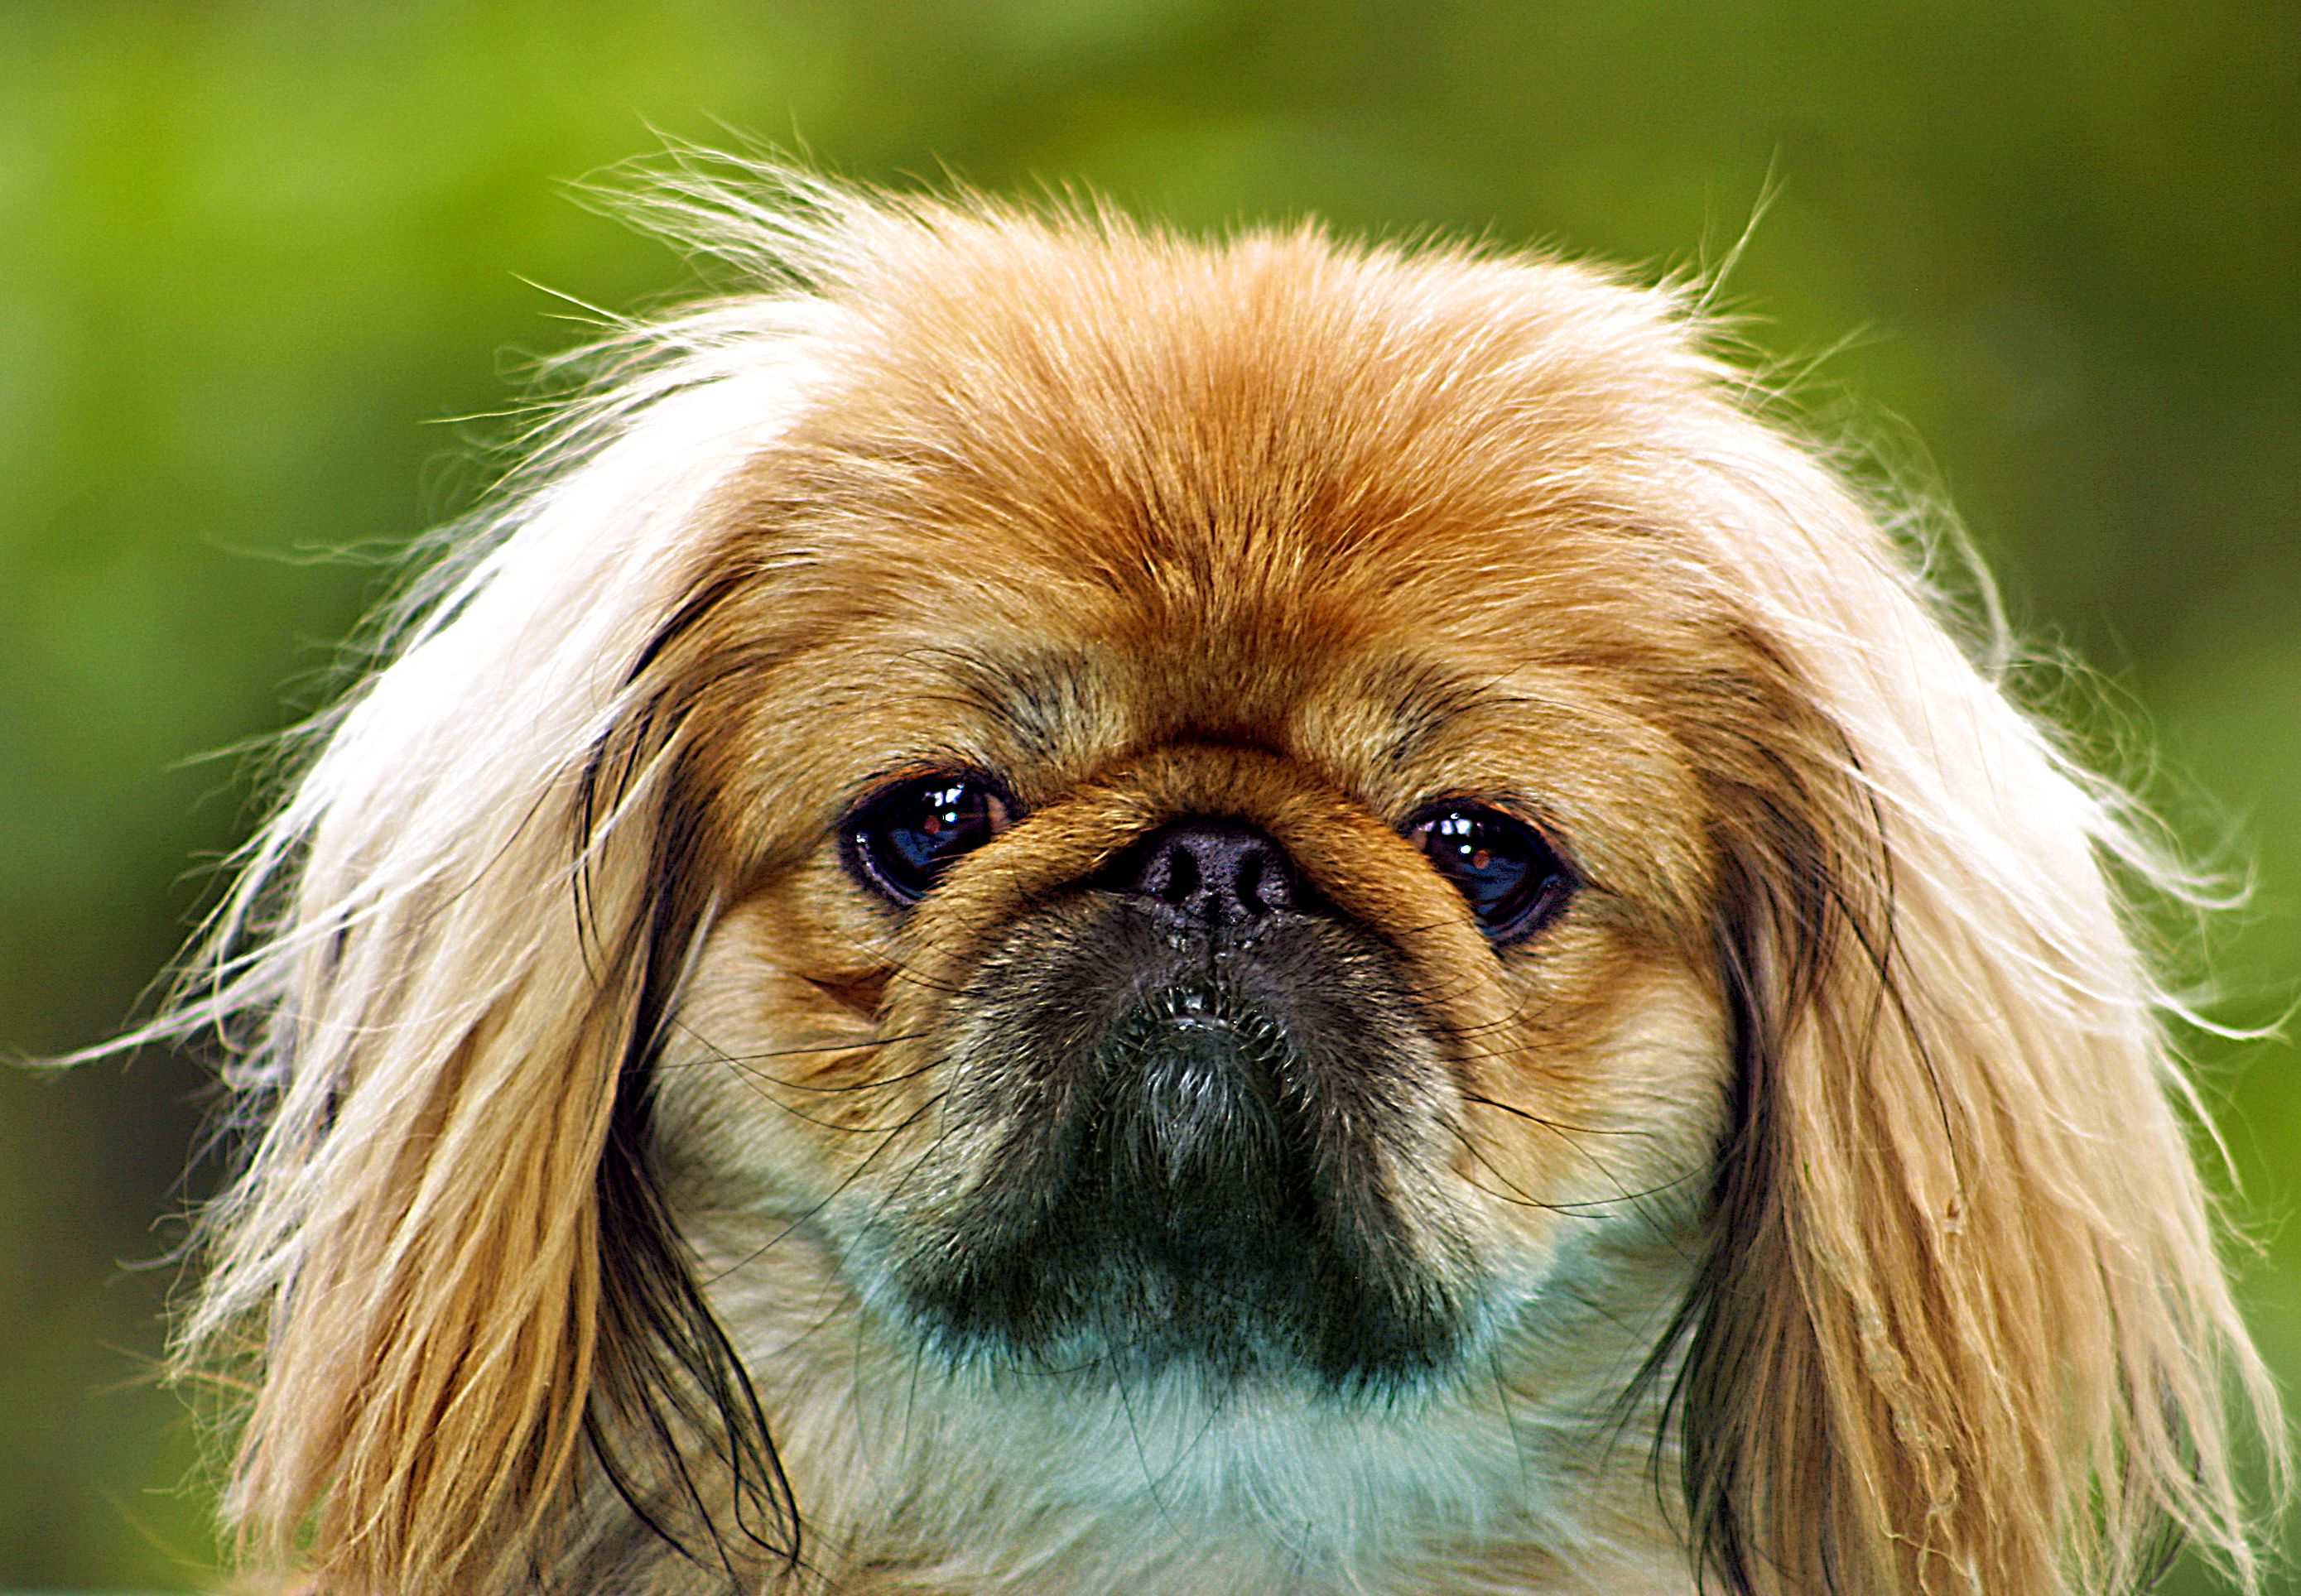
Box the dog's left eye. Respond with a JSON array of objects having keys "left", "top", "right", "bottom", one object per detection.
[
  {"left": 845, "top": 772, "right": 1015, "bottom": 906},
  {"left": 1407, "top": 801, "right": 1573, "bottom": 943}
]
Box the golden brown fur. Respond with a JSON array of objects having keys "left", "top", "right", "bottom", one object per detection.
[{"left": 142, "top": 171, "right": 2278, "bottom": 1594}]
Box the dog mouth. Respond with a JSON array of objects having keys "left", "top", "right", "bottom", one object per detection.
[
  {"left": 870, "top": 894, "right": 1480, "bottom": 1392},
  {"left": 1100, "top": 988, "right": 1291, "bottom": 1199}
]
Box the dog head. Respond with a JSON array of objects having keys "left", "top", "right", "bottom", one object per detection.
[{"left": 160, "top": 175, "right": 2275, "bottom": 1595}]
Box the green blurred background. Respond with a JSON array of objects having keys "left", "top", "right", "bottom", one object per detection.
[{"left": 2, "top": 1, "right": 2295, "bottom": 1589}]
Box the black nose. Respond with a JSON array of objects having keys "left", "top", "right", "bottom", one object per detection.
[{"left": 1110, "top": 820, "right": 1303, "bottom": 928}]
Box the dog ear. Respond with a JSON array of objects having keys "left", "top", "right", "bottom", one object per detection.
[
  {"left": 1656, "top": 440, "right": 2279, "bottom": 1594},
  {"left": 157, "top": 318, "right": 817, "bottom": 1593}
]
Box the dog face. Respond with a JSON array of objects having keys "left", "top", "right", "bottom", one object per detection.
[
  {"left": 656, "top": 270, "right": 1743, "bottom": 1405},
  {"left": 156, "top": 180, "right": 2276, "bottom": 1596}
]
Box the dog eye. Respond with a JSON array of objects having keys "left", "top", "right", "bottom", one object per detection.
[
  {"left": 845, "top": 772, "right": 1015, "bottom": 906},
  {"left": 1406, "top": 802, "right": 1572, "bottom": 943}
]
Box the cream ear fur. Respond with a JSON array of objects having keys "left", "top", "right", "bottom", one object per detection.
[
  {"left": 143, "top": 315, "right": 826, "bottom": 1591},
  {"left": 1651, "top": 412, "right": 2281, "bottom": 1594},
  {"left": 114, "top": 173, "right": 2281, "bottom": 1595}
]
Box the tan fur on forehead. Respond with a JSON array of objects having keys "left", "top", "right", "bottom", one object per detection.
[{"left": 737, "top": 207, "right": 1729, "bottom": 627}]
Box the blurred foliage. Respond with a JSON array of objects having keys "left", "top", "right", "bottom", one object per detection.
[{"left": 2, "top": 0, "right": 2296, "bottom": 1589}]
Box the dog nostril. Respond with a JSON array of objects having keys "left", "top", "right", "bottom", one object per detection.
[
  {"left": 1113, "top": 820, "right": 1302, "bottom": 927},
  {"left": 1148, "top": 843, "right": 1201, "bottom": 907}
]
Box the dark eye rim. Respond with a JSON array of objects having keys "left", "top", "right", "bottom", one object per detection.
[
  {"left": 1401, "top": 796, "right": 1577, "bottom": 946},
  {"left": 840, "top": 767, "right": 1021, "bottom": 907}
]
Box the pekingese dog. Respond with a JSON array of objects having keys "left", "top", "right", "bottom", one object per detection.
[{"left": 144, "top": 171, "right": 2279, "bottom": 1596}]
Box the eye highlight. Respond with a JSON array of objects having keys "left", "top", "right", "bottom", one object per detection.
[
  {"left": 845, "top": 772, "right": 1016, "bottom": 906},
  {"left": 1406, "top": 801, "right": 1573, "bottom": 944}
]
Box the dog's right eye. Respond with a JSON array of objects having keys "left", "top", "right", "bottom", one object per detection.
[{"left": 844, "top": 772, "right": 1015, "bottom": 906}]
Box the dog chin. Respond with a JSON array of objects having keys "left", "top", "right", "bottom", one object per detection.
[
  {"left": 682, "top": 964, "right": 1723, "bottom": 1589},
  {"left": 868, "top": 873, "right": 1485, "bottom": 1391},
  {"left": 676, "top": 906, "right": 1726, "bottom": 1419}
]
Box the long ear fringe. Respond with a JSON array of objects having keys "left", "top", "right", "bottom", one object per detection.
[
  {"left": 1654, "top": 410, "right": 2285, "bottom": 1595},
  {"left": 100, "top": 251, "right": 842, "bottom": 1590}
]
